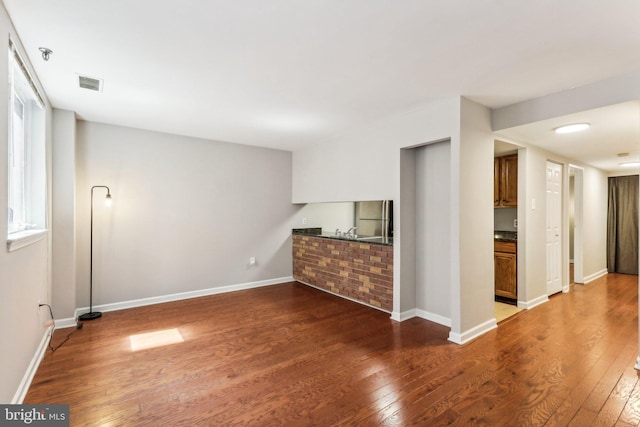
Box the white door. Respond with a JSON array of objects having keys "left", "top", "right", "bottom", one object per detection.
[{"left": 546, "top": 161, "right": 562, "bottom": 295}]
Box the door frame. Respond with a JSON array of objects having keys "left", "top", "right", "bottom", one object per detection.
[{"left": 569, "top": 165, "right": 584, "bottom": 285}]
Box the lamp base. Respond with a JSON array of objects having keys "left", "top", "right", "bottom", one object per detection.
[{"left": 78, "top": 311, "right": 102, "bottom": 321}]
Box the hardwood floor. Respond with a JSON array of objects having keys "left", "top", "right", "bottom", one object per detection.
[{"left": 26, "top": 274, "right": 639, "bottom": 426}]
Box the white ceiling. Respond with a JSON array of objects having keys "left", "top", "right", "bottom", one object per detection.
[
  {"left": 495, "top": 101, "right": 640, "bottom": 174},
  {"left": 3, "top": 0, "right": 640, "bottom": 168}
]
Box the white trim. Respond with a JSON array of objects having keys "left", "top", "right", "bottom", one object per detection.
[
  {"left": 517, "top": 294, "right": 549, "bottom": 310},
  {"left": 570, "top": 165, "right": 585, "bottom": 284},
  {"left": 296, "top": 280, "right": 392, "bottom": 314},
  {"left": 54, "top": 317, "right": 78, "bottom": 330},
  {"left": 562, "top": 284, "right": 571, "bottom": 293},
  {"left": 76, "top": 276, "right": 294, "bottom": 318},
  {"left": 415, "top": 309, "right": 452, "bottom": 327},
  {"left": 635, "top": 356, "right": 640, "bottom": 371},
  {"left": 448, "top": 318, "right": 497, "bottom": 345},
  {"left": 6, "top": 229, "right": 47, "bottom": 252},
  {"left": 391, "top": 309, "right": 416, "bottom": 322},
  {"left": 583, "top": 269, "right": 608, "bottom": 284},
  {"left": 12, "top": 328, "right": 51, "bottom": 403}
]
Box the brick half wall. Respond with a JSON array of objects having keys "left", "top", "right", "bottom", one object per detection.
[{"left": 292, "top": 235, "right": 393, "bottom": 312}]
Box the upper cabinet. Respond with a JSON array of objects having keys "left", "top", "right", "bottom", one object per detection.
[{"left": 494, "top": 154, "right": 518, "bottom": 207}]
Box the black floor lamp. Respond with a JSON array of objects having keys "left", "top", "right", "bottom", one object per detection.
[{"left": 79, "top": 185, "right": 112, "bottom": 321}]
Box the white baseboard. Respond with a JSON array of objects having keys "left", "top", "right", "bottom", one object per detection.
[
  {"left": 297, "top": 280, "right": 392, "bottom": 314},
  {"left": 391, "top": 309, "right": 416, "bottom": 322},
  {"left": 635, "top": 356, "right": 640, "bottom": 371},
  {"left": 448, "top": 318, "right": 497, "bottom": 345},
  {"left": 75, "top": 276, "right": 294, "bottom": 319},
  {"left": 54, "top": 317, "right": 78, "bottom": 330},
  {"left": 415, "top": 309, "right": 452, "bottom": 327},
  {"left": 517, "top": 294, "right": 549, "bottom": 310},
  {"left": 12, "top": 328, "right": 51, "bottom": 404},
  {"left": 583, "top": 269, "right": 608, "bottom": 284}
]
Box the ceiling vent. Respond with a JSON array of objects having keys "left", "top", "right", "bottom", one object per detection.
[{"left": 78, "top": 75, "right": 103, "bottom": 92}]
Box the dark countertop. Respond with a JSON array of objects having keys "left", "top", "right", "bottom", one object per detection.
[
  {"left": 292, "top": 228, "right": 393, "bottom": 247},
  {"left": 494, "top": 230, "right": 517, "bottom": 242}
]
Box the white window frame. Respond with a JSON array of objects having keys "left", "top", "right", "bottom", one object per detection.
[{"left": 6, "top": 41, "right": 47, "bottom": 251}]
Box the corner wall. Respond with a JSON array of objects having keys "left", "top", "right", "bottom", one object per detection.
[
  {"left": 451, "top": 98, "right": 495, "bottom": 341},
  {"left": 73, "top": 121, "right": 297, "bottom": 308},
  {"left": 415, "top": 141, "right": 451, "bottom": 322},
  {"left": 51, "top": 109, "right": 77, "bottom": 319}
]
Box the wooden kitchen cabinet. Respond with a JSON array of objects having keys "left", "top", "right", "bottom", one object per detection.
[
  {"left": 494, "top": 154, "right": 518, "bottom": 207},
  {"left": 495, "top": 241, "right": 517, "bottom": 299}
]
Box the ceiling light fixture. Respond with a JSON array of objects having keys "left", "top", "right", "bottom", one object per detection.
[
  {"left": 553, "top": 123, "right": 590, "bottom": 134},
  {"left": 620, "top": 162, "right": 640, "bottom": 168}
]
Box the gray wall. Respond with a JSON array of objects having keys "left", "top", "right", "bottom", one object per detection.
[
  {"left": 73, "top": 121, "right": 296, "bottom": 308},
  {"left": 52, "top": 110, "right": 77, "bottom": 319},
  {"left": 581, "top": 166, "right": 608, "bottom": 278},
  {"left": 0, "top": 3, "right": 53, "bottom": 402},
  {"left": 415, "top": 141, "right": 451, "bottom": 321}
]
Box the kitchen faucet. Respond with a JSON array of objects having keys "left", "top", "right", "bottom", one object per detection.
[{"left": 344, "top": 227, "right": 357, "bottom": 238}]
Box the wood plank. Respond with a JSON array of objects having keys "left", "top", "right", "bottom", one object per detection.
[{"left": 24, "top": 274, "right": 640, "bottom": 426}]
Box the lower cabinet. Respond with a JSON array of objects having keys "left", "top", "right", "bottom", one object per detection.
[{"left": 495, "top": 241, "right": 517, "bottom": 299}]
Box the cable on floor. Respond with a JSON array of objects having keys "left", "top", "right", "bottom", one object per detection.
[{"left": 40, "top": 303, "right": 83, "bottom": 352}]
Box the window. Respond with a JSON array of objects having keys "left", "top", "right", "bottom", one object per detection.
[{"left": 7, "top": 41, "right": 46, "bottom": 249}]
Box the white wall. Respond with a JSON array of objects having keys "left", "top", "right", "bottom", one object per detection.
[
  {"left": 292, "top": 202, "right": 355, "bottom": 233},
  {"left": 74, "top": 121, "right": 296, "bottom": 307},
  {"left": 292, "top": 98, "right": 460, "bottom": 204},
  {"left": 517, "top": 146, "right": 550, "bottom": 305},
  {"left": 0, "top": 3, "right": 53, "bottom": 402}
]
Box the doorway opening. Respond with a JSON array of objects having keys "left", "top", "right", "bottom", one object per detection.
[{"left": 494, "top": 140, "right": 521, "bottom": 321}]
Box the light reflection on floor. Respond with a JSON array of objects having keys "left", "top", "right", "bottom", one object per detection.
[{"left": 129, "top": 328, "right": 184, "bottom": 351}]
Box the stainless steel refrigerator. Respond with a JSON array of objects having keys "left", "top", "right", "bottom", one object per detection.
[{"left": 354, "top": 200, "right": 393, "bottom": 238}]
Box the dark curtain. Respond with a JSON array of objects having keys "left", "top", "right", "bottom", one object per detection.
[{"left": 607, "top": 175, "right": 639, "bottom": 274}]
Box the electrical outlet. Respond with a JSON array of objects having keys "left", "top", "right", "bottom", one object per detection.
[
  {"left": 249, "top": 257, "right": 256, "bottom": 266},
  {"left": 302, "top": 217, "right": 308, "bottom": 225},
  {"left": 513, "top": 219, "right": 518, "bottom": 228}
]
